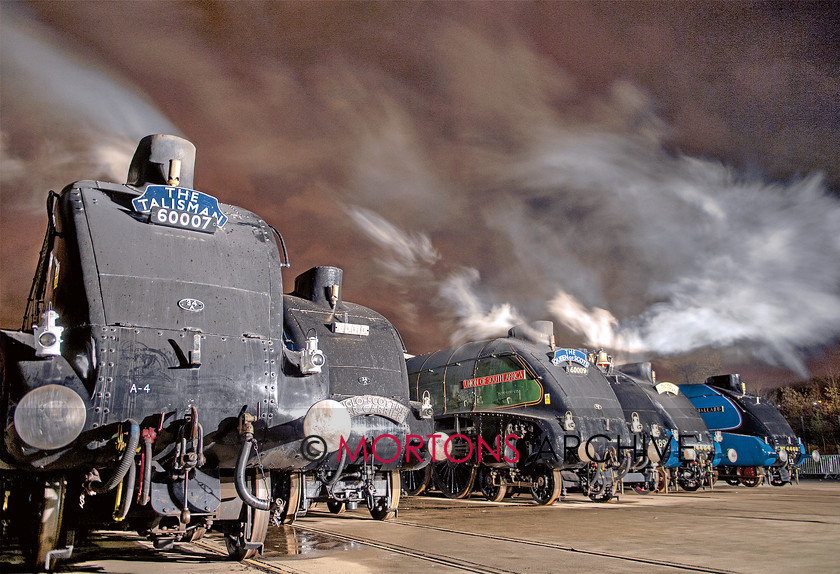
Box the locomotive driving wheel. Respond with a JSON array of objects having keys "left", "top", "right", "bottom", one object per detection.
[
  {"left": 654, "top": 467, "right": 669, "bottom": 493},
  {"left": 225, "top": 471, "right": 270, "bottom": 560},
  {"left": 432, "top": 460, "right": 476, "bottom": 499},
  {"left": 478, "top": 466, "right": 508, "bottom": 502},
  {"left": 19, "top": 475, "right": 67, "bottom": 569},
  {"left": 369, "top": 470, "right": 401, "bottom": 520},
  {"left": 273, "top": 471, "right": 302, "bottom": 525},
  {"left": 530, "top": 465, "right": 562, "bottom": 505},
  {"left": 401, "top": 465, "right": 432, "bottom": 496},
  {"left": 740, "top": 466, "right": 764, "bottom": 488}
]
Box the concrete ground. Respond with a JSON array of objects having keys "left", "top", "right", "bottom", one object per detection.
[{"left": 2, "top": 479, "right": 838, "bottom": 573}]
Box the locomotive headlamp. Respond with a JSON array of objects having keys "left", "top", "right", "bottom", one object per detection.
[
  {"left": 301, "top": 333, "right": 326, "bottom": 374},
  {"left": 778, "top": 449, "right": 788, "bottom": 463},
  {"left": 726, "top": 448, "right": 738, "bottom": 463},
  {"left": 428, "top": 432, "right": 452, "bottom": 462},
  {"left": 563, "top": 411, "right": 576, "bottom": 431},
  {"left": 14, "top": 384, "right": 86, "bottom": 450},
  {"left": 630, "top": 412, "right": 643, "bottom": 433},
  {"left": 303, "top": 399, "right": 352, "bottom": 453},
  {"left": 650, "top": 423, "right": 661, "bottom": 438},
  {"left": 34, "top": 309, "right": 64, "bottom": 357},
  {"left": 682, "top": 448, "right": 697, "bottom": 462},
  {"left": 714, "top": 430, "right": 723, "bottom": 442},
  {"left": 420, "top": 390, "right": 434, "bottom": 419}
]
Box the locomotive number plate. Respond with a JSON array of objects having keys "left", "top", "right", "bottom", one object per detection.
[
  {"left": 341, "top": 395, "right": 409, "bottom": 423},
  {"left": 333, "top": 322, "right": 370, "bottom": 336},
  {"left": 151, "top": 206, "right": 218, "bottom": 234}
]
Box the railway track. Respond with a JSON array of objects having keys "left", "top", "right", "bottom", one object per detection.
[{"left": 190, "top": 514, "right": 737, "bottom": 574}]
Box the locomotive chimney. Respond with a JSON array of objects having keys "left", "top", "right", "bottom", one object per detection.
[
  {"left": 705, "top": 373, "right": 742, "bottom": 392},
  {"left": 508, "top": 321, "right": 555, "bottom": 346},
  {"left": 293, "top": 266, "right": 344, "bottom": 308},
  {"left": 127, "top": 134, "right": 197, "bottom": 189}
]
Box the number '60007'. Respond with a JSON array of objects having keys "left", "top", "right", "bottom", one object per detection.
[{"left": 152, "top": 207, "right": 216, "bottom": 232}]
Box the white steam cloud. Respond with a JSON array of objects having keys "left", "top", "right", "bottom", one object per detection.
[
  {"left": 342, "top": 26, "right": 840, "bottom": 376},
  {"left": 1, "top": 10, "right": 179, "bottom": 208}
]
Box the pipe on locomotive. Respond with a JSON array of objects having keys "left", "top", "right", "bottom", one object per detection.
[
  {"left": 139, "top": 429, "right": 156, "bottom": 506},
  {"left": 89, "top": 420, "right": 140, "bottom": 494},
  {"left": 235, "top": 437, "right": 272, "bottom": 511},
  {"left": 235, "top": 413, "right": 272, "bottom": 511}
]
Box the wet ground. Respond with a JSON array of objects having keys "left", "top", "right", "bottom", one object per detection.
[{"left": 3, "top": 479, "right": 838, "bottom": 573}]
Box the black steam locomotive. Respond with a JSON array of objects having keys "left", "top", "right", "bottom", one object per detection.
[
  {"left": 0, "top": 135, "right": 433, "bottom": 568},
  {"left": 403, "top": 322, "right": 635, "bottom": 504},
  {"left": 610, "top": 363, "right": 718, "bottom": 493}
]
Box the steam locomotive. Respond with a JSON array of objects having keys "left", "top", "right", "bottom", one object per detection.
[
  {"left": 0, "top": 135, "right": 433, "bottom": 569},
  {"left": 679, "top": 374, "right": 806, "bottom": 487},
  {"left": 402, "top": 321, "right": 636, "bottom": 504},
  {"left": 610, "top": 363, "right": 719, "bottom": 493}
]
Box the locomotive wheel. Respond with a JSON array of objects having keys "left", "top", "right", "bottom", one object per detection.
[
  {"left": 433, "top": 461, "right": 476, "bottom": 499},
  {"left": 478, "top": 467, "right": 508, "bottom": 502},
  {"left": 530, "top": 466, "right": 562, "bottom": 505},
  {"left": 654, "top": 468, "right": 669, "bottom": 493},
  {"left": 369, "top": 471, "right": 400, "bottom": 520},
  {"left": 275, "top": 471, "right": 302, "bottom": 525},
  {"left": 725, "top": 477, "right": 741, "bottom": 486},
  {"left": 401, "top": 465, "right": 432, "bottom": 497},
  {"left": 181, "top": 525, "right": 207, "bottom": 542},
  {"left": 225, "top": 472, "right": 270, "bottom": 560},
  {"left": 632, "top": 483, "right": 651, "bottom": 495},
  {"left": 327, "top": 499, "right": 346, "bottom": 514},
  {"left": 740, "top": 467, "right": 764, "bottom": 488},
  {"left": 21, "top": 476, "right": 67, "bottom": 569}
]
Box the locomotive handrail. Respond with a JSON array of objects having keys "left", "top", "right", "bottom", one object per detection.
[
  {"left": 269, "top": 224, "right": 291, "bottom": 268},
  {"left": 22, "top": 190, "right": 60, "bottom": 331}
]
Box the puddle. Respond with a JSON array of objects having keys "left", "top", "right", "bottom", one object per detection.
[{"left": 263, "top": 526, "right": 357, "bottom": 558}]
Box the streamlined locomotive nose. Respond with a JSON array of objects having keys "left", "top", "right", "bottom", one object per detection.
[{"left": 13, "top": 384, "right": 87, "bottom": 450}]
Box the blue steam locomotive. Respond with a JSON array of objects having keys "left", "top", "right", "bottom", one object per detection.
[{"left": 680, "top": 374, "right": 806, "bottom": 487}]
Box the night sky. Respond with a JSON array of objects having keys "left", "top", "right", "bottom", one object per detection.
[{"left": 2, "top": 1, "right": 839, "bottom": 388}]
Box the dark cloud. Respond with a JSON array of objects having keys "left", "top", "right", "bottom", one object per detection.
[{"left": 2, "top": 1, "right": 839, "bottom": 387}]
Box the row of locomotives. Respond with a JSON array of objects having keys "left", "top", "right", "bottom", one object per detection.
[
  {"left": 0, "top": 135, "right": 433, "bottom": 570},
  {"left": 679, "top": 374, "right": 810, "bottom": 488},
  {"left": 401, "top": 321, "right": 636, "bottom": 505},
  {"left": 608, "top": 362, "right": 720, "bottom": 494}
]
